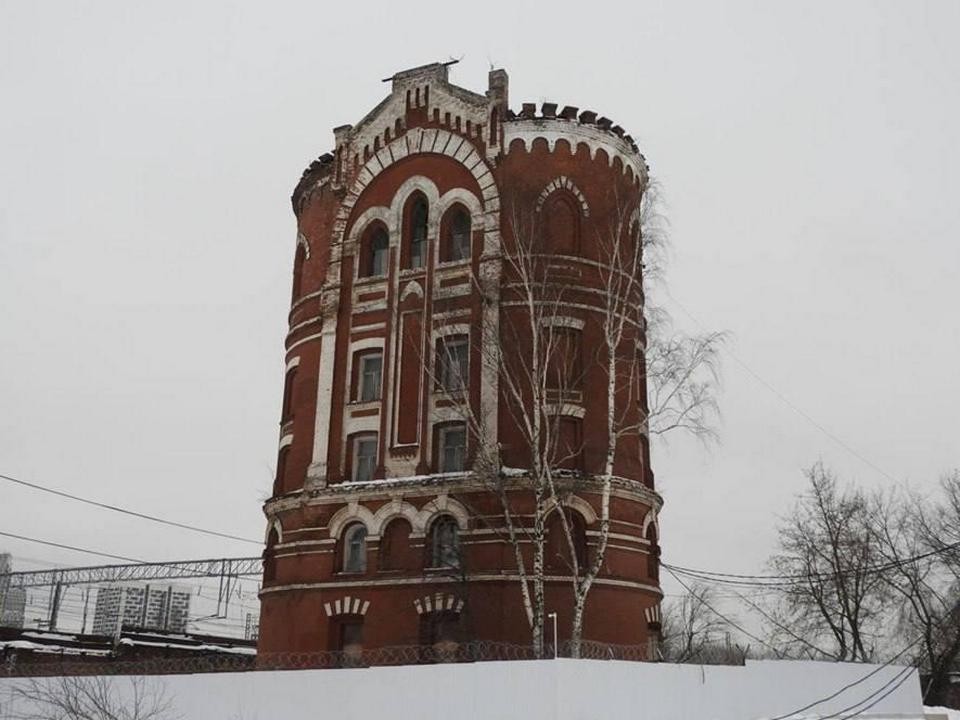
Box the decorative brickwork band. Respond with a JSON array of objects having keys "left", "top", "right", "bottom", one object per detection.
[
  {"left": 413, "top": 593, "right": 464, "bottom": 615},
  {"left": 323, "top": 596, "right": 370, "bottom": 617}
]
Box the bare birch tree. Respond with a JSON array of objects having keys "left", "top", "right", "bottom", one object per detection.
[
  {"left": 7, "top": 676, "right": 175, "bottom": 720},
  {"left": 425, "top": 179, "right": 724, "bottom": 657}
]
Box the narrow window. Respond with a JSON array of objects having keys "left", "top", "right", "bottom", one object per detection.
[
  {"left": 362, "top": 227, "right": 389, "bottom": 278},
  {"left": 292, "top": 244, "right": 306, "bottom": 301},
  {"left": 357, "top": 352, "right": 382, "bottom": 402},
  {"left": 409, "top": 197, "right": 428, "bottom": 269},
  {"left": 430, "top": 516, "right": 460, "bottom": 569},
  {"left": 280, "top": 368, "right": 296, "bottom": 422},
  {"left": 544, "top": 195, "right": 579, "bottom": 254},
  {"left": 352, "top": 434, "right": 377, "bottom": 483},
  {"left": 343, "top": 523, "right": 368, "bottom": 573},
  {"left": 437, "top": 336, "right": 469, "bottom": 393},
  {"left": 438, "top": 424, "right": 467, "bottom": 473},
  {"left": 646, "top": 525, "right": 660, "bottom": 582},
  {"left": 443, "top": 207, "right": 471, "bottom": 262},
  {"left": 274, "top": 447, "right": 289, "bottom": 496}
]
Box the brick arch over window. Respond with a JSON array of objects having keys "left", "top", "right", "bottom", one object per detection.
[
  {"left": 415, "top": 495, "right": 470, "bottom": 534},
  {"left": 539, "top": 192, "right": 581, "bottom": 254},
  {"left": 328, "top": 503, "right": 377, "bottom": 539},
  {"left": 536, "top": 176, "right": 590, "bottom": 217},
  {"left": 331, "top": 130, "right": 500, "bottom": 254}
]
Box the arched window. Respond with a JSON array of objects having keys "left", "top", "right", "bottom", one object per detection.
[
  {"left": 406, "top": 195, "right": 429, "bottom": 269},
  {"left": 273, "top": 446, "right": 289, "bottom": 496},
  {"left": 343, "top": 523, "right": 368, "bottom": 573},
  {"left": 430, "top": 516, "right": 460, "bottom": 569},
  {"left": 379, "top": 518, "right": 412, "bottom": 571},
  {"left": 360, "top": 226, "right": 389, "bottom": 278},
  {"left": 543, "top": 195, "right": 580, "bottom": 254},
  {"left": 547, "top": 508, "right": 587, "bottom": 572},
  {"left": 441, "top": 206, "right": 471, "bottom": 262},
  {"left": 646, "top": 524, "right": 660, "bottom": 582},
  {"left": 280, "top": 368, "right": 296, "bottom": 422},
  {"left": 263, "top": 526, "right": 279, "bottom": 583},
  {"left": 489, "top": 107, "right": 499, "bottom": 146},
  {"left": 291, "top": 244, "right": 306, "bottom": 301}
]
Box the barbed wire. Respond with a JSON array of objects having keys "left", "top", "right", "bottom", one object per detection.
[{"left": 0, "top": 640, "right": 655, "bottom": 677}]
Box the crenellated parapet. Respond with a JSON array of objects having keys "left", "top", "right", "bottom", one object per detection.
[{"left": 504, "top": 102, "right": 649, "bottom": 187}]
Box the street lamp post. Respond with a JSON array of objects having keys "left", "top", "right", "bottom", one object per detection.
[{"left": 547, "top": 612, "right": 558, "bottom": 659}]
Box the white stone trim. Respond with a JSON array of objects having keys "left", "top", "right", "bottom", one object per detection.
[
  {"left": 323, "top": 595, "right": 370, "bottom": 617},
  {"left": 285, "top": 356, "right": 301, "bottom": 372},
  {"left": 544, "top": 403, "right": 586, "bottom": 419},
  {"left": 328, "top": 502, "right": 377, "bottom": 539},
  {"left": 504, "top": 119, "right": 647, "bottom": 185},
  {"left": 371, "top": 499, "right": 420, "bottom": 536},
  {"left": 535, "top": 176, "right": 590, "bottom": 217},
  {"left": 642, "top": 508, "right": 660, "bottom": 539},
  {"left": 414, "top": 592, "right": 464, "bottom": 615},
  {"left": 296, "top": 232, "right": 311, "bottom": 259},
  {"left": 262, "top": 575, "right": 663, "bottom": 595},
  {"left": 417, "top": 495, "right": 470, "bottom": 532},
  {"left": 545, "top": 494, "right": 598, "bottom": 525},
  {"left": 278, "top": 434, "right": 294, "bottom": 450},
  {"left": 265, "top": 517, "right": 283, "bottom": 545},
  {"left": 538, "top": 315, "right": 584, "bottom": 330}
]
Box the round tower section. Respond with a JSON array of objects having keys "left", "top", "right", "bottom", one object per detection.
[{"left": 258, "top": 65, "right": 662, "bottom": 664}]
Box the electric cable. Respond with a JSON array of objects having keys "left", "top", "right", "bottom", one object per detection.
[{"left": 0, "top": 472, "right": 261, "bottom": 545}]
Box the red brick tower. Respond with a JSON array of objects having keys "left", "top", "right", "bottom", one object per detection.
[{"left": 259, "top": 63, "right": 662, "bottom": 661}]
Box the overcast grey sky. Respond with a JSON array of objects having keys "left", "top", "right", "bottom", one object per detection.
[{"left": 1, "top": 1, "right": 958, "bottom": 599}]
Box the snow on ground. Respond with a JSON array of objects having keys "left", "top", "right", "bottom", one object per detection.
[
  {"left": 0, "top": 659, "right": 927, "bottom": 719},
  {"left": 926, "top": 707, "right": 960, "bottom": 720}
]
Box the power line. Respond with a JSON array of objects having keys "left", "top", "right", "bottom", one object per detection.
[
  {"left": 0, "top": 472, "right": 261, "bottom": 545},
  {"left": 663, "top": 534, "right": 960, "bottom": 587},
  {"left": 662, "top": 289, "right": 901, "bottom": 485},
  {"left": 663, "top": 566, "right": 784, "bottom": 657},
  {"left": 766, "top": 634, "right": 922, "bottom": 720},
  {"left": 0, "top": 530, "right": 144, "bottom": 564}
]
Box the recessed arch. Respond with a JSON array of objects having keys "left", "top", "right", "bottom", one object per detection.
[
  {"left": 536, "top": 176, "right": 590, "bottom": 218},
  {"left": 372, "top": 499, "right": 420, "bottom": 536},
  {"left": 415, "top": 495, "right": 470, "bottom": 533},
  {"left": 328, "top": 503, "right": 377, "bottom": 539},
  {"left": 546, "top": 494, "right": 598, "bottom": 525}
]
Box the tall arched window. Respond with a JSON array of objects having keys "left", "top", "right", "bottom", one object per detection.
[
  {"left": 343, "top": 523, "right": 368, "bottom": 573},
  {"left": 441, "top": 206, "right": 471, "bottom": 262},
  {"left": 379, "top": 518, "right": 412, "bottom": 571},
  {"left": 646, "top": 524, "right": 660, "bottom": 582},
  {"left": 406, "top": 195, "right": 428, "bottom": 269},
  {"left": 273, "top": 447, "right": 289, "bottom": 496},
  {"left": 280, "top": 368, "right": 296, "bottom": 423},
  {"left": 291, "top": 244, "right": 306, "bottom": 301},
  {"left": 360, "top": 225, "right": 389, "bottom": 278},
  {"left": 544, "top": 195, "right": 580, "bottom": 254},
  {"left": 547, "top": 508, "right": 587, "bottom": 571},
  {"left": 263, "top": 526, "right": 279, "bottom": 583},
  {"left": 430, "top": 516, "right": 460, "bottom": 569}
]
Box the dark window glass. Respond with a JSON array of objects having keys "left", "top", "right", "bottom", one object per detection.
[
  {"left": 437, "top": 337, "right": 468, "bottom": 392},
  {"left": 431, "top": 516, "right": 460, "bottom": 569},
  {"left": 358, "top": 353, "right": 382, "bottom": 402},
  {"left": 369, "top": 228, "right": 389, "bottom": 277},
  {"left": 343, "top": 524, "right": 367, "bottom": 573},
  {"left": 448, "top": 208, "right": 471, "bottom": 261},
  {"left": 410, "top": 198, "right": 428, "bottom": 269},
  {"left": 353, "top": 435, "right": 377, "bottom": 483},
  {"left": 439, "top": 425, "right": 467, "bottom": 472}
]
